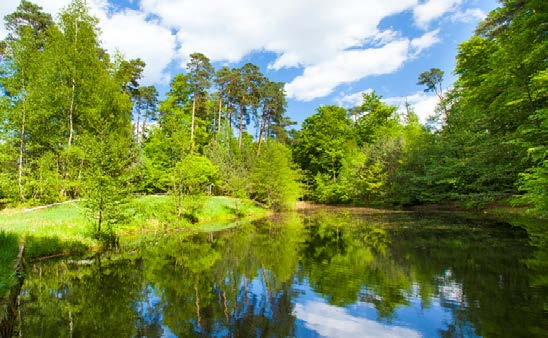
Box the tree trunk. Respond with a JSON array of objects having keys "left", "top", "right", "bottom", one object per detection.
[
  {"left": 217, "top": 96, "right": 223, "bottom": 136},
  {"left": 68, "top": 78, "right": 75, "bottom": 147},
  {"left": 223, "top": 290, "right": 229, "bottom": 322},
  {"left": 97, "top": 195, "right": 103, "bottom": 238},
  {"left": 141, "top": 107, "right": 148, "bottom": 142},
  {"left": 135, "top": 98, "right": 141, "bottom": 143},
  {"left": 257, "top": 113, "right": 266, "bottom": 156},
  {"left": 238, "top": 107, "right": 244, "bottom": 149},
  {"left": 18, "top": 107, "right": 26, "bottom": 202},
  {"left": 68, "top": 19, "right": 78, "bottom": 147},
  {"left": 191, "top": 95, "right": 196, "bottom": 153}
]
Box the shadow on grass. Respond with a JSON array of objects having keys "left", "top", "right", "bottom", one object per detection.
[
  {"left": 25, "top": 235, "right": 90, "bottom": 260},
  {"left": 0, "top": 232, "right": 20, "bottom": 298},
  {"left": 221, "top": 204, "right": 246, "bottom": 217}
]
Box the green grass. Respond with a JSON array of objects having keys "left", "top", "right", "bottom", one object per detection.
[
  {"left": 0, "top": 232, "right": 20, "bottom": 299},
  {"left": 123, "top": 195, "right": 267, "bottom": 230},
  {"left": 0, "top": 195, "right": 267, "bottom": 257}
]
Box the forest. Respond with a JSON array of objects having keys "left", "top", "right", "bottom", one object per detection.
[
  {"left": 0, "top": 0, "right": 546, "bottom": 234},
  {"left": 0, "top": 1, "right": 546, "bottom": 336}
]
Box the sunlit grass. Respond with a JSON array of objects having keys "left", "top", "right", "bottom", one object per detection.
[{"left": 0, "top": 195, "right": 267, "bottom": 259}]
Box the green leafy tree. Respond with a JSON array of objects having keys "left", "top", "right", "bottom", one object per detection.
[
  {"left": 171, "top": 154, "right": 218, "bottom": 221},
  {"left": 0, "top": 0, "right": 53, "bottom": 202},
  {"left": 293, "top": 105, "right": 353, "bottom": 184},
  {"left": 418, "top": 0, "right": 547, "bottom": 209},
  {"left": 251, "top": 140, "right": 301, "bottom": 210}
]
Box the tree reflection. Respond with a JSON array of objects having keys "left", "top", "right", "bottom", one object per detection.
[{"left": 17, "top": 212, "right": 546, "bottom": 337}]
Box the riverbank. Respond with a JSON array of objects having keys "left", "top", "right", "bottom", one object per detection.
[{"left": 0, "top": 195, "right": 267, "bottom": 295}]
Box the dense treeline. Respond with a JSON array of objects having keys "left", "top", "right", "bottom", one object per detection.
[
  {"left": 0, "top": 0, "right": 545, "bottom": 225},
  {"left": 292, "top": 0, "right": 546, "bottom": 216},
  {"left": 0, "top": 0, "right": 300, "bottom": 237}
]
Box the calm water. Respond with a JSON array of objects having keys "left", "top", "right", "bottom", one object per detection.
[{"left": 17, "top": 211, "right": 547, "bottom": 337}]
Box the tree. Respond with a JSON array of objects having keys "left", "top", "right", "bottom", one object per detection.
[
  {"left": 115, "top": 58, "right": 145, "bottom": 94},
  {"left": 187, "top": 53, "right": 214, "bottom": 152},
  {"left": 257, "top": 80, "right": 286, "bottom": 155},
  {"left": 171, "top": 154, "right": 218, "bottom": 221},
  {"left": 134, "top": 85, "right": 158, "bottom": 143},
  {"left": 3, "top": 0, "right": 53, "bottom": 45},
  {"left": 0, "top": 0, "right": 53, "bottom": 202},
  {"left": 420, "top": 0, "right": 547, "bottom": 208},
  {"left": 233, "top": 63, "right": 264, "bottom": 149},
  {"left": 251, "top": 141, "right": 301, "bottom": 210},
  {"left": 417, "top": 67, "right": 444, "bottom": 100},
  {"left": 354, "top": 91, "right": 400, "bottom": 145},
  {"left": 293, "top": 105, "right": 353, "bottom": 185},
  {"left": 214, "top": 66, "right": 236, "bottom": 136}
]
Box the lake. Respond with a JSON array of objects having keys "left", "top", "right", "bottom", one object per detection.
[{"left": 16, "top": 210, "right": 547, "bottom": 337}]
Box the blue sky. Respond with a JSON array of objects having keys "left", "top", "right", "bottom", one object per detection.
[{"left": 0, "top": 0, "right": 500, "bottom": 126}]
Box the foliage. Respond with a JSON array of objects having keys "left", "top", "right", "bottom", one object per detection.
[
  {"left": 251, "top": 140, "right": 301, "bottom": 210},
  {"left": 1, "top": 0, "right": 545, "bottom": 219},
  {"left": 171, "top": 154, "right": 218, "bottom": 221},
  {"left": 293, "top": 105, "right": 353, "bottom": 186}
]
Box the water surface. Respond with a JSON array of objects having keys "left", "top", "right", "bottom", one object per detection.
[{"left": 18, "top": 211, "right": 547, "bottom": 337}]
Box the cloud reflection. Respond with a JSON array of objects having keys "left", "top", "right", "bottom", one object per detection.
[{"left": 294, "top": 301, "right": 421, "bottom": 338}]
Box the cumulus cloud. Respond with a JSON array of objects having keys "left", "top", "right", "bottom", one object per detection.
[
  {"left": 96, "top": 9, "right": 176, "bottom": 84},
  {"left": 0, "top": 0, "right": 176, "bottom": 85},
  {"left": 1, "top": 0, "right": 470, "bottom": 99},
  {"left": 384, "top": 91, "right": 440, "bottom": 123},
  {"left": 337, "top": 89, "right": 374, "bottom": 107},
  {"left": 338, "top": 89, "right": 440, "bottom": 124},
  {"left": 451, "top": 8, "right": 486, "bottom": 23},
  {"left": 410, "top": 29, "right": 440, "bottom": 55},
  {"left": 414, "top": 0, "right": 463, "bottom": 29},
  {"left": 286, "top": 40, "right": 410, "bottom": 101},
  {"left": 286, "top": 27, "right": 441, "bottom": 102},
  {"left": 141, "top": 0, "right": 418, "bottom": 69},
  {"left": 294, "top": 300, "right": 421, "bottom": 338}
]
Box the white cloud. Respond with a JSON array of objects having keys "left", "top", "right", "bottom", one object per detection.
[
  {"left": 0, "top": 0, "right": 176, "bottom": 85},
  {"left": 410, "top": 29, "right": 440, "bottom": 55},
  {"left": 293, "top": 300, "right": 421, "bottom": 338},
  {"left": 413, "top": 0, "right": 463, "bottom": 29},
  {"left": 338, "top": 90, "right": 440, "bottom": 124},
  {"left": 141, "top": 0, "right": 419, "bottom": 70},
  {"left": 286, "top": 40, "right": 410, "bottom": 101},
  {"left": 97, "top": 9, "right": 176, "bottom": 84},
  {"left": 287, "top": 27, "right": 442, "bottom": 102},
  {"left": 384, "top": 91, "right": 440, "bottom": 123},
  {"left": 451, "top": 8, "right": 486, "bottom": 23},
  {"left": 1, "top": 0, "right": 465, "bottom": 100},
  {"left": 337, "top": 89, "right": 374, "bottom": 107}
]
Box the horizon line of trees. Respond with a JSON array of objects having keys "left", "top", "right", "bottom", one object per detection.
[{"left": 1, "top": 0, "right": 545, "bottom": 225}]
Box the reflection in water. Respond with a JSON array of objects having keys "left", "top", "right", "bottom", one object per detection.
[
  {"left": 293, "top": 300, "right": 420, "bottom": 338},
  {"left": 17, "top": 211, "right": 547, "bottom": 337}
]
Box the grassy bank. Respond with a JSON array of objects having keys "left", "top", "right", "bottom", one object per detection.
[
  {"left": 0, "top": 195, "right": 267, "bottom": 261},
  {"left": 0, "top": 233, "right": 19, "bottom": 300}
]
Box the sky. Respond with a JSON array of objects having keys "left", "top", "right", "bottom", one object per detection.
[{"left": 0, "top": 0, "right": 500, "bottom": 126}]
